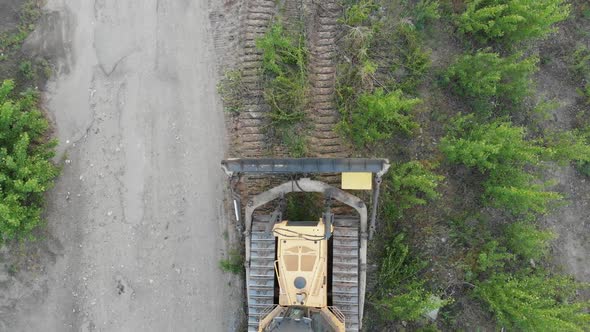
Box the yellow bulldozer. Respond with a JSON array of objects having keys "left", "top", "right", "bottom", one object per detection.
[{"left": 221, "top": 158, "right": 390, "bottom": 332}]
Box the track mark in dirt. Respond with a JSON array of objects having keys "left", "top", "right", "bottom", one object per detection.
[
  {"left": 307, "top": 0, "right": 347, "bottom": 158},
  {"left": 231, "top": 0, "right": 277, "bottom": 158}
]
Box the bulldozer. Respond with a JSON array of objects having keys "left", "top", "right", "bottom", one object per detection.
[{"left": 221, "top": 158, "right": 390, "bottom": 332}]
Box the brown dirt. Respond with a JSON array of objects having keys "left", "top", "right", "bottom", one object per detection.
[{"left": 535, "top": 11, "right": 590, "bottom": 294}]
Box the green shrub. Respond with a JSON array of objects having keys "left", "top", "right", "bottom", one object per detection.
[
  {"left": 456, "top": 0, "right": 570, "bottom": 44},
  {"left": 382, "top": 161, "right": 443, "bottom": 220},
  {"left": 378, "top": 234, "right": 426, "bottom": 290},
  {"left": 375, "top": 280, "right": 449, "bottom": 321},
  {"left": 578, "top": 82, "right": 590, "bottom": 104},
  {"left": 390, "top": 23, "right": 432, "bottom": 93},
  {"left": 444, "top": 51, "right": 538, "bottom": 104},
  {"left": 0, "top": 80, "right": 59, "bottom": 241},
  {"left": 257, "top": 22, "right": 308, "bottom": 123},
  {"left": 544, "top": 130, "right": 590, "bottom": 164},
  {"left": 219, "top": 250, "right": 243, "bottom": 274},
  {"left": 338, "top": 88, "right": 421, "bottom": 146},
  {"left": 483, "top": 176, "right": 563, "bottom": 215},
  {"left": 473, "top": 240, "right": 514, "bottom": 274},
  {"left": 375, "top": 234, "right": 450, "bottom": 322},
  {"left": 441, "top": 115, "right": 542, "bottom": 172},
  {"left": 340, "top": 0, "right": 375, "bottom": 26},
  {"left": 504, "top": 221, "right": 555, "bottom": 260},
  {"left": 411, "top": 0, "right": 441, "bottom": 30},
  {"left": 256, "top": 22, "right": 309, "bottom": 155},
  {"left": 576, "top": 160, "right": 590, "bottom": 177},
  {"left": 475, "top": 272, "right": 590, "bottom": 331},
  {"left": 441, "top": 115, "right": 563, "bottom": 215},
  {"left": 19, "top": 60, "right": 34, "bottom": 80},
  {"left": 570, "top": 45, "right": 590, "bottom": 78},
  {"left": 217, "top": 70, "right": 246, "bottom": 113}
]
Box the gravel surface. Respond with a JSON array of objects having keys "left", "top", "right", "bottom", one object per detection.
[{"left": 2, "top": 0, "right": 240, "bottom": 331}]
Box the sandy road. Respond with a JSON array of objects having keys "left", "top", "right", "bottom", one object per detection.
[{"left": 6, "top": 0, "right": 240, "bottom": 331}]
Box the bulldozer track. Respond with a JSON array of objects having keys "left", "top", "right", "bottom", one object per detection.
[
  {"left": 307, "top": 0, "right": 347, "bottom": 158},
  {"left": 247, "top": 218, "right": 277, "bottom": 332},
  {"left": 233, "top": 0, "right": 277, "bottom": 159},
  {"left": 333, "top": 216, "right": 361, "bottom": 332}
]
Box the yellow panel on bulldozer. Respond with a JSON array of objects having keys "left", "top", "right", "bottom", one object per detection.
[{"left": 341, "top": 172, "right": 372, "bottom": 190}]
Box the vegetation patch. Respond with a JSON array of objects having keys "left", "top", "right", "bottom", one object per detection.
[
  {"left": 337, "top": 88, "right": 421, "bottom": 147},
  {"left": 256, "top": 21, "right": 309, "bottom": 156},
  {"left": 0, "top": 80, "right": 59, "bottom": 242},
  {"left": 219, "top": 249, "right": 243, "bottom": 275},
  {"left": 475, "top": 272, "right": 590, "bottom": 331},
  {"left": 440, "top": 115, "right": 570, "bottom": 216},
  {"left": 372, "top": 234, "right": 451, "bottom": 322},
  {"left": 381, "top": 160, "right": 443, "bottom": 222},
  {"left": 456, "top": 0, "right": 570, "bottom": 44},
  {"left": 217, "top": 70, "right": 246, "bottom": 114},
  {"left": 443, "top": 51, "right": 538, "bottom": 110}
]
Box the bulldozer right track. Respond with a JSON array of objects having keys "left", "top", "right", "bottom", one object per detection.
[{"left": 333, "top": 216, "right": 360, "bottom": 332}]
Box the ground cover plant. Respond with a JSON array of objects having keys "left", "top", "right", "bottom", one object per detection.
[
  {"left": 256, "top": 21, "right": 309, "bottom": 156},
  {"left": 0, "top": 80, "right": 58, "bottom": 242}
]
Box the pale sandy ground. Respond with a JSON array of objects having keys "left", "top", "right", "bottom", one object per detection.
[{"left": 1, "top": 0, "right": 241, "bottom": 331}]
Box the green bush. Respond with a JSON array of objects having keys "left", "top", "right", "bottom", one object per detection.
[
  {"left": 0, "top": 80, "right": 59, "bottom": 241},
  {"left": 338, "top": 88, "right": 421, "bottom": 146},
  {"left": 456, "top": 0, "right": 570, "bottom": 44},
  {"left": 441, "top": 115, "right": 563, "bottom": 215},
  {"left": 382, "top": 161, "right": 443, "bottom": 220},
  {"left": 257, "top": 22, "right": 308, "bottom": 124},
  {"left": 411, "top": 0, "right": 441, "bottom": 30},
  {"left": 570, "top": 45, "right": 590, "bottom": 78},
  {"left": 441, "top": 115, "right": 542, "bottom": 172},
  {"left": 256, "top": 22, "right": 309, "bottom": 155},
  {"left": 473, "top": 240, "right": 514, "bottom": 274},
  {"left": 578, "top": 82, "right": 590, "bottom": 104},
  {"left": 504, "top": 221, "right": 555, "bottom": 260},
  {"left": 483, "top": 176, "right": 563, "bottom": 215},
  {"left": 390, "top": 23, "right": 432, "bottom": 93},
  {"left": 544, "top": 130, "right": 590, "bottom": 164},
  {"left": 375, "top": 280, "right": 449, "bottom": 322},
  {"left": 217, "top": 70, "right": 246, "bottom": 113},
  {"left": 378, "top": 234, "right": 426, "bottom": 290},
  {"left": 475, "top": 272, "right": 590, "bottom": 331},
  {"left": 444, "top": 51, "right": 538, "bottom": 104},
  {"left": 219, "top": 250, "right": 243, "bottom": 274},
  {"left": 375, "top": 234, "right": 450, "bottom": 321}
]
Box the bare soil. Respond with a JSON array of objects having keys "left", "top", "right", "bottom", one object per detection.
[{"left": 1, "top": 0, "right": 244, "bottom": 331}]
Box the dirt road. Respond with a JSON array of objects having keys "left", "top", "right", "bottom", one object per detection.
[{"left": 3, "top": 0, "right": 240, "bottom": 331}]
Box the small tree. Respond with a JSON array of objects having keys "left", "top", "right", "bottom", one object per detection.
[
  {"left": 338, "top": 88, "right": 421, "bottom": 146},
  {"left": 475, "top": 272, "right": 590, "bottom": 331},
  {"left": 444, "top": 51, "right": 538, "bottom": 104},
  {"left": 457, "top": 0, "right": 570, "bottom": 44},
  {"left": 0, "top": 80, "right": 59, "bottom": 241}
]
